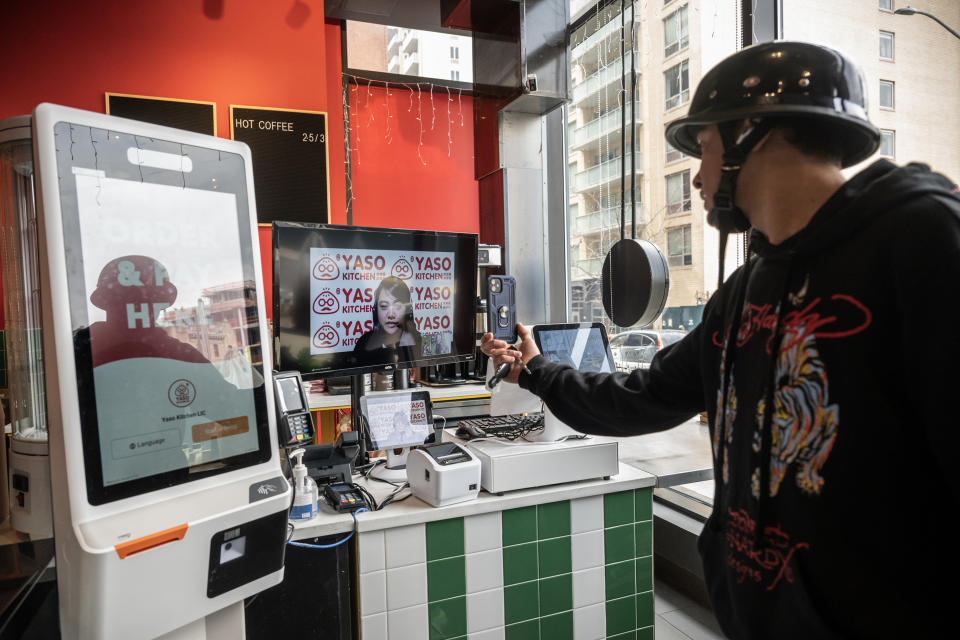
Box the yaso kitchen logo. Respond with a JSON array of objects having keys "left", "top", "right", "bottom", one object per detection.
[{"left": 168, "top": 379, "right": 197, "bottom": 408}]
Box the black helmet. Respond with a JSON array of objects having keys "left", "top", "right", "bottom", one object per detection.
[{"left": 665, "top": 41, "right": 880, "bottom": 168}]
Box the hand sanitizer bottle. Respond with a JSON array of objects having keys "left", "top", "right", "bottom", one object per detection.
[{"left": 288, "top": 448, "right": 318, "bottom": 521}]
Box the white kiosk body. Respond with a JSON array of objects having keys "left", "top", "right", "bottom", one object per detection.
[{"left": 32, "top": 104, "right": 292, "bottom": 640}]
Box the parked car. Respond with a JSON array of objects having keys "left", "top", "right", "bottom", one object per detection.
[{"left": 609, "top": 329, "right": 687, "bottom": 371}]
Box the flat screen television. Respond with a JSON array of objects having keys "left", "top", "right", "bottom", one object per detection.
[{"left": 273, "top": 222, "right": 478, "bottom": 378}]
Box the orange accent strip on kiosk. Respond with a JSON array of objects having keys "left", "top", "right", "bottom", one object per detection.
[{"left": 114, "top": 524, "right": 189, "bottom": 559}]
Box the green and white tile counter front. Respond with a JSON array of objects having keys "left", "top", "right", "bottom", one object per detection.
[{"left": 295, "top": 463, "right": 656, "bottom": 640}]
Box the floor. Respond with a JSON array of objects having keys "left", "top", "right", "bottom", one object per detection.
[{"left": 654, "top": 577, "right": 727, "bottom": 640}]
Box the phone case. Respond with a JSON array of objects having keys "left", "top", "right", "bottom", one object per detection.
[{"left": 487, "top": 275, "right": 518, "bottom": 343}]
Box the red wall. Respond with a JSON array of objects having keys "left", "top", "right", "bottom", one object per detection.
[
  {"left": 347, "top": 82, "right": 478, "bottom": 233},
  {"left": 0, "top": 3, "right": 480, "bottom": 327}
]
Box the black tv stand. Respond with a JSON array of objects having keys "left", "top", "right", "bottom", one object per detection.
[{"left": 350, "top": 374, "right": 369, "bottom": 466}]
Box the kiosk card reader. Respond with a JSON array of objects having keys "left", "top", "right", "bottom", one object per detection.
[
  {"left": 32, "top": 104, "right": 292, "bottom": 640},
  {"left": 273, "top": 370, "right": 316, "bottom": 446}
]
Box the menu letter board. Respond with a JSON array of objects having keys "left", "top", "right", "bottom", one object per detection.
[
  {"left": 230, "top": 106, "right": 330, "bottom": 224},
  {"left": 105, "top": 93, "right": 216, "bottom": 135}
]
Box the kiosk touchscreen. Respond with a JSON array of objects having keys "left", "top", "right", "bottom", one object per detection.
[{"left": 32, "top": 104, "right": 291, "bottom": 640}]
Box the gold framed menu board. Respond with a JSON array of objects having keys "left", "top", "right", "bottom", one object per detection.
[
  {"left": 229, "top": 105, "right": 330, "bottom": 224},
  {"left": 105, "top": 93, "right": 216, "bottom": 136}
]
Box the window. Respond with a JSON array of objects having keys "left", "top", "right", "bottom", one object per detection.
[
  {"left": 667, "top": 225, "right": 693, "bottom": 267},
  {"left": 345, "top": 21, "right": 473, "bottom": 84},
  {"left": 565, "top": 1, "right": 738, "bottom": 331},
  {"left": 880, "top": 129, "right": 895, "bottom": 158},
  {"left": 879, "top": 0, "right": 892, "bottom": 10},
  {"left": 665, "top": 138, "right": 686, "bottom": 164},
  {"left": 663, "top": 5, "right": 689, "bottom": 58},
  {"left": 666, "top": 170, "right": 691, "bottom": 214},
  {"left": 451, "top": 70, "right": 460, "bottom": 81},
  {"left": 879, "top": 31, "right": 894, "bottom": 60},
  {"left": 664, "top": 60, "right": 690, "bottom": 110},
  {"left": 879, "top": 80, "right": 894, "bottom": 109}
]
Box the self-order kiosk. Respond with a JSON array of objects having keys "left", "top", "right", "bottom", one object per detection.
[{"left": 32, "top": 104, "right": 291, "bottom": 639}]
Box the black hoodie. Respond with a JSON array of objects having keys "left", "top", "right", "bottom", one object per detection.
[{"left": 519, "top": 160, "right": 960, "bottom": 638}]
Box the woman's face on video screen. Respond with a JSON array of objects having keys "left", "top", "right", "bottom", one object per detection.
[{"left": 377, "top": 288, "right": 406, "bottom": 335}]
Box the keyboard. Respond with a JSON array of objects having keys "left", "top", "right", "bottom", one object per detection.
[{"left": 456, "top": 413, "right": 544, "bottom": 439}]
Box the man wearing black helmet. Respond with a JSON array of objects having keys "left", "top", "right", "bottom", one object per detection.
[{"left": 482, "top": 41, "right": 960, "bottom": 639}]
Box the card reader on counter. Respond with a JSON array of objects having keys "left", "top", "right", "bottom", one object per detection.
[{"left": 406, "top": 443, "right": 481, "bottom": 507}]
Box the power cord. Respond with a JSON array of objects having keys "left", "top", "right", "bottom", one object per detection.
[{"left": 378, "top": 482, "right": 412, "bottom": 510}]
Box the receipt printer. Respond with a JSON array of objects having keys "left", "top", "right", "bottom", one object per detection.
[{"left": 407, "top": 443, "right": 481, "bottom": 507}]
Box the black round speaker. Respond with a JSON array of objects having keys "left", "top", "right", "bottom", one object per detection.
[{"left": 602, "top": 238, "right": 670, "bottom": 327}]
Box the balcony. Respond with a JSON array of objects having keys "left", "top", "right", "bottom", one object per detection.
[
  {"left": 573, "top": 154, "right": 643, "bottom": 192},
  {"left": 571, "top": 11, "right": 630, "bottom": 61},
  {"left": 388, "top": 54, "right": 400, "bottom": 73},
  {"left": 573, "top": 204, "right": 642, "bottom": 235},
  {"left": 402, "top": 31, "right": 418, "bottom": 56},
  {"left": 572, "top": 54, "right": 640, "bottom": 104},
  {"left": 571, "top": 102, "right": 641, "bottom": 150},
  {"left": 402, "top": 54, "right": 419, "bottom": 76},
  {"left": 387, "top": 31, "right": 402, "bottom": 57}
]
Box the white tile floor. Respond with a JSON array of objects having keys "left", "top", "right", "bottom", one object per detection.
[{"left": 654, "top": 577, "right": 727, "bottom": 640}]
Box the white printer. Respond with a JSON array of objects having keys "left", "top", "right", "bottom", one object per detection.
[{"left": 406, "top": 442, "right": 481, "bottom": 507}]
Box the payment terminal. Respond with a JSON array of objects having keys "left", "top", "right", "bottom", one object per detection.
[{"left": 273, "top": 371, "right": 316, "bottom": 446}]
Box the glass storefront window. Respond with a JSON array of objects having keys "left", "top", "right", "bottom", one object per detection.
[
  {"left": 563, "top": 1, "right": 960, "bottom": 342},
  {"left": 565, "top": 1, "right": 722, "bottom": 333}
]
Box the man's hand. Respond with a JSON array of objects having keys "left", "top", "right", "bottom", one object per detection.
[{"left": 479, "top": 323, "right": 540, "bottom": 384}]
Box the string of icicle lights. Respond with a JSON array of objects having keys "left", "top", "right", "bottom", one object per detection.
[{"left": 343, "top": 74, "right": 467, "bottom": 202}]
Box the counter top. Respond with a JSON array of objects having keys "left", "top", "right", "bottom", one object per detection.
[
  {"left": 611, "top": 416, "right": 714, "bottom": 488},
  {"left": 291, "top": 461, "right": 655, "bottom": 540}
]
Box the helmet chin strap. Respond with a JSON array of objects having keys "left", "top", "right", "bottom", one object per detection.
[{"left": 708, "top": 120, "right": 771, "bottom": 287}]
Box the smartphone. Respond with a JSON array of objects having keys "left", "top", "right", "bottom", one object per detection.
[{"left": 487, "top": 275, "right": 518, "bottom": 343}]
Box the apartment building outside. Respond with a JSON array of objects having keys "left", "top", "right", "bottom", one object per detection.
[
  {"left": 386, "top": 27, "right": 474, "bottom": 83},
  {"left": 567, "top": 0, "right": 738, "bottom": 333},
  {"left": 781, "top": 0, "right": 960, "bottom": 179}
]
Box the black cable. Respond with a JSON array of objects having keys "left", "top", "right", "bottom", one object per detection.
[
  {"left": 476, "top": 414, "right": 545, "bottom": 441},
  {"left": 378, "top": 483, "right": 412, "bottom": 510},
  {"left": 353, "top": 483, "right": 379, "bottom": 511},
  {"left": 619, "top": 0, "right": 627, "bottom": 241},
  {"left": 282, "top": 449, "right": 298, "bottom": 542},
  {"left": 630, "top": 0, "right": 637, "bottom": 239}
]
